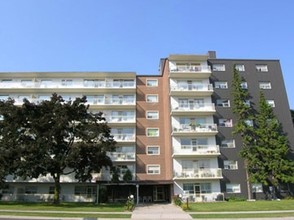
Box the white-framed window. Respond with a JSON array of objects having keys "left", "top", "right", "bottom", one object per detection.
[
  {"left": 61, "top": 79, "right": 73, "bottom": 87},
  {"left": 241, "top": 82, "right": 248, "bottom": 89},
  {"left": 256, "top": 64, "right": 268, "bottom": 72},
  {"left": 221, "top": 139, "right": 235, "bottom": 148},
  {"left": 219, "top": 119, "right": 233, "bottom": 127},
  {"left": 216, "top": 99, "right": 230, "bottom": 107},
  {"left": 146, "top": 111, "right": 159, "bottom": 119},
  {"left": 212, "top": 64, "right": 226, "bottom": 71},
  {"left": 147, "top": 165, "right": 160, "bottom": 174},
  {"left": 266, "top": 100, "right": 275, "bottom": 107},
  {"left": 146, "top": 94, "right": 158, "bottom": 103},
  {"left": 215, "top": 81, "right": 228, "bottom": 89},
  {"left": 259, "top": 82, "right": 272, "bottom": 89},
  {"left": 252, "top": 183, "right": 263, "bottom": 193},
  {"left": 226, "top": 184, "right": 241, "bottom": 193},
  {"left": 224, "top": 160, "right": 238, "bottom": 170},
  {"left": 146, "top": 79, "right": 158, "bottom": 87},
  {"left": 147, "top": 146, "right": 160, "bottom": 155},
  {"left": 235, "top": 64, "right": 245, "bottom": 72},
  {"left": 25, "top": 186, "right": 38, "bottom": 194},
  {"left": 146, "top": 128, "right": 159, "bottom": 137}
]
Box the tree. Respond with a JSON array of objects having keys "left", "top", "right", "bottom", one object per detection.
[
  {"left": 0, "top": 94, "right": 116, "bottom": 204},
  {"left": 252, "top": 92, "right": 294, "bottom": 193},
  {"left": 231, "top": 66, "right": 255, "bottom": 199},
  {"left": 123, "top": 169, "right": 133, "bottom": 182}
]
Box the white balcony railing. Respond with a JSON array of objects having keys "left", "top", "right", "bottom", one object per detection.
[
  {"left": 112, "top": 134, "right": 135, "bottom": 142},
  {"left": 170, "top": 65, "right": 211, "bottom": 73},
  {"left": 173, "top": 145, "right": 220, "bottom": 155},
  {"left": 0, "top": 81, "right": 135, "bottom": 89},
  {"left": 173, "top": 124, "right": 217, "bottom": 133},
  {"left": 171, "top": 103, "right": 215, "bottom": 112},
  {"left": 170, "top": 84, "right": 213, "bottom": 92},
  {"left": 86, "top": 98, "right": 135, "bottom": 106},
  {"left": 107, "top": 152, "right": 135, "bottom": 161},
  {"left": 174, "top": 168, "right": 222, "bottom": 179},
  {"left": 104, "top": 116, "right": 135, "bottom": 123}
]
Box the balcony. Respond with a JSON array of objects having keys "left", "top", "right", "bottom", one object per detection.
[
  {"left": 87, "top": 98, "right": 136, "bottom": 110},
  {"left": 172, "top": 124, "right": 218, "bottom": 136},
  {"left": 174, "top": 168, "right": 222, "bottom": 180},
  {"left": 105, "top": 115, "right": 136, "bottom": 124},
  {"left": 170, "top": 84, "right": 213, "bottom": 96},
  {"left": 112, "top": 134, "right": 135, "bottom": 143},
  {"left": 170, "top": 65, "right": 211, "bottom": 79},
  {"left": 171, "top": 103, "right": 215, "bottom": 116},
  {"left": 107, "top": 152, "right": 135, "bottom": 162},
  {"left": 173, "top": 145, "right": 220, "bottom": 157},
  {"left": 0, "top": 80, "right": 136, "bottom": 93}
]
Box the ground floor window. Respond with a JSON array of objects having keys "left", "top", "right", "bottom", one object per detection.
[
  {"left": 226, "top": 183, "right": 241, "bottom": 193},
  {"left": 252, "top": 183, "right": 263, "bottom": 193},
  {"left": 183, "top": 183, "right": 211, "bottom": 194},
  {"left": 25, "top": 186, "right": 37, "bottom": 194},
  {"left": 74, "top": 186, "right": 96, "bottom": 198}
]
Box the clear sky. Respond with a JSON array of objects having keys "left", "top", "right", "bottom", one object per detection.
[{"left": 0, "top": 0, "right": 293, "bottom": 108}]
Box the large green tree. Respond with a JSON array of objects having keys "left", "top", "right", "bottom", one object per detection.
[
  {"left": 0, "top": 94, "right": 116, "bottom": 204},
  {"left": 252, "top": 92, "right": 294, "bottom": 191},
  {"left": 231, "top": 66, "right": 255, "bottom": 199}
]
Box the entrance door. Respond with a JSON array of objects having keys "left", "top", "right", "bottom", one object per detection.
[
  {"left": 194, "top": 184, "right": 201, "bottom": 201},
  {"left": 153, "top": 186, "right": 165, "bottom": 202}
]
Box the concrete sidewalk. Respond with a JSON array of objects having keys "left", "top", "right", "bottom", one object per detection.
[{"left": 131, "top": 203, "right": 192, "bottom": 220}]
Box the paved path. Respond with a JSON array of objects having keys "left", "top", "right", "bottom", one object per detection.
[{"left": 131, "top": 203, "right": 192, "bottom": 220}]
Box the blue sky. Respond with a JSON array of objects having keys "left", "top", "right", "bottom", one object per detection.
[{"left": 0, "top": 0, "right": 294, "bottom": 108}]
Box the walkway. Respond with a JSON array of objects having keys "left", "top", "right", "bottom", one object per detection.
[{"left": 131, "top": 203, "right": 192, "bottom": 220}]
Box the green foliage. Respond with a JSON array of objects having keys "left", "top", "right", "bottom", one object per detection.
[
  {"left": 0, "top": 94, "right": 116, "bottom": 204},
  {"left": 249, "top": 92, "right": 294, "bottom": 186},
  {"left": 225, "top": 195, "right": 246, "bottom": 202},
  {"left": 111, "top": 167, "right": 120, "bottom": 182},
  {"left": 181, "top": 203, "right": 191, "bottom": 210},
  {"left": 123, "top": 169, "right": 133, "bottom": 182},
  {"left": 125, "top": 195, "right": 134, "bottom": 211},
  {"left": 172, "top": 195, "right": 182, "bottom": 206}
]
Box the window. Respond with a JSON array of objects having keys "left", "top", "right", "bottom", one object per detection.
[
  {"left": 221, "top": 139, "right": 235, "bottom": 148},
  {"left": 147, "top": 146, "right": 160, "bottom": 155},
  {"left": 61, "top": 79, "right": 73, "bottom": 87},
  {"left": 216, "top": 99, "right": 230, "bottom": 107},
  {"left": 215, "top": 81, "right": 228, "bottom": 89},
  {"left": 226, "top": 184, "right": 241, "bottom": 193},
  {"left": 259, "top": 82, "right": 272, "bottom": 89},
  {"left": 146, "top": 79, "right": 158, "bottom": 87},
  {"left": 146, "top": 94, "right": 158, "bottom": 103},
  {"left": 146, "top": 111, "right": 159, "bottom": 119},
  {"left": 147, "top": 165, "right": 160, "bottom": 174},
  {"left": 245, "top": 119, "right": 254, "bottom": 127},
  {"left": 25, "top": 186, "right": 37, "bottom": 194},
  {"left": 219, "top": 119, "right": 233, "bottom": 127},
  {"left": 266, "top": 100, "right": 275, "bottom": 107},
  {"left": 244, "top": 100, "right": 251, "bottom": 107},
  {"left": 235, "top": 64, "right": 245, "bottom": 72},
  {"left": 146, "top": 128, "right": 159, "bottom": 137},
  {"left": 212, "top": 64, "right": 225, "bottom": 71},
  {"left": 240, "top": 82, "right": 248, "bottom": 89},
  {"left": 0, "top": 95, "right": 9, "bottom": 100},
  {"left": 49, "top": 186, "right": 55, "bottom": 194},
  {"left": 252, "top": 183, "right": 263, "bottom": 193},
  {"left": 224, "top": 160, "right": 238, "bottom": 170},
  {"left": 256, "top": 64, "right": 268, "bottom": 72},
  {"left": 183, "top": 183, "right": 211, "bottom": 194},
  {"left": 21, "top": 80, "right": 34, "bottom": 87},
  {"left": 74, "top": 186, "right": 96, "bottom": 198}
]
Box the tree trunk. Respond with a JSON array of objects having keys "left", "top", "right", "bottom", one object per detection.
[
  {"left": 244, "top": 160, "right": 252, "bottom": 200},
  {"left": 53, "top": 173, "right": 61, "bottom": 204}
]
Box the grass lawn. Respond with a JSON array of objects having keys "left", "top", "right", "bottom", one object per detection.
[
  {"left": 187, "top": 200, "right": 294, "bottom": 219},
  {"left": 0, "top": 202, "right": 131, "bottom": 218},
  {"left": 187, "top": 200, "right": 294, "bottom": 212}
]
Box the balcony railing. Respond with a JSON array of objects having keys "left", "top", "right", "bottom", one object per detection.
[
  {"left": 171, "top": 103, "right": 215, "bottom": 112},
  {"left": 170, "top": 65, "right": 211, "bottom": 73},
  {"left": 86, "top": 99, "right": 135, "bottom": 106},
  {"left": 104, "top": 116, "right": 135, "bottom": 123},
  {"left": 173, "top": 145, "right": 220, "bottom": 155},
  {"left": 112, "top": 134, "right": 135, "bottom": 142},
  {"left": 174, "top": 168, "right": 222, "bottom": 179},
  {"left": 107, "top": 152, "right": 135, "bottom": 161},
  {"left": 170, "top": 84, "right": 213, "bottom": 92},
  {"left": 0, "top": 81, "right": 135, "bottom": 89},
  {"left": 173, "top": 124, "right": 217, "bottom": 133}
]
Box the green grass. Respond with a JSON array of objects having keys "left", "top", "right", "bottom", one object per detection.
[
  {"left": 0, "top": 202, "right": 131, "bottom": 218},
  {"left": 187, "top": 200, "right": 294, "bottom": 212},
  {"left": 190, "top": 212, "right": 294, "bottom": 219}
]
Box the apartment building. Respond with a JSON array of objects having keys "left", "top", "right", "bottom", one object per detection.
[{"left": 0, "top": 51, "right": 293, "bottom": 202}]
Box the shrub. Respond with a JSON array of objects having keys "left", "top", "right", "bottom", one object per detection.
[
  {"left": 172, "top": 195, "right": 182, "bottom": 206},
  {"left": 125, "top": 195, "right": 135, "bottom": 211}
]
